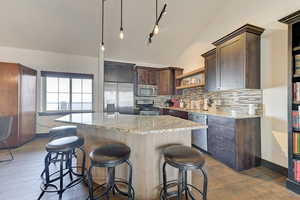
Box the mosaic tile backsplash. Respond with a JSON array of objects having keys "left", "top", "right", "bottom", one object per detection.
[{"left": 154, "top": 88, "right": 263, "bottom": 115}]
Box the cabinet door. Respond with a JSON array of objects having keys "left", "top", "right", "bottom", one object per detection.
[
  {"left": 205, "top": 52, "right": 217, "bottom": 91},
  {"left": 149, "top": 70, "right": 158, "bottom": 85},
  {"left": 207, "top": 116, "right": 236, "bottom": 169},
  {"left": 159, "top": 69, "right": 171, "bottom": 95},
  {"left": 19, "top": 66, "right": 37, "bottom": 143},
  {"left": 217, "top": 34, "right": 245, "bottom": 90}
]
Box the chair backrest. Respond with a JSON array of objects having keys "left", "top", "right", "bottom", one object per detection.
[
  {"left": 106, "top": 104, "right": 116, "bottom": 113},
  {"left": 0, "top": 116, "right": 13, "bottom": 141}
]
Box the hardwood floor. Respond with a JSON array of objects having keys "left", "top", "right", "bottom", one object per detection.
[{"left": 0, "top": 137, "right": 299, "bottom": 200}]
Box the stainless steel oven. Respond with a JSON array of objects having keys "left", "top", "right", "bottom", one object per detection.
[{"left": 137, "top": 85, "right": 158, "bottom": 97}]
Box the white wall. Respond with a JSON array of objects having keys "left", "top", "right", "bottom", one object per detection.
[
  {"left": 174, "top": 0, "right": 300, "bottom": 168},
  {"left": 0, "top": 46, "right": 104, "bottom": 133}
]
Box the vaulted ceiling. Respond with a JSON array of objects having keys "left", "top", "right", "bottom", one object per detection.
[
  {"left": 0, "top": 0, "right": 300, "bottom": 68},
  {"left": 0, "top": 0, "right": 228, "bottom": 65}
]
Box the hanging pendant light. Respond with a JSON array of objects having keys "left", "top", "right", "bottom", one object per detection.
[
  {"left": 154, "top": 0, "right": 159, "bottom": 35},
  {"left": 101, "top": 0, "right": 105, "bottom": 51},
  {"left": 119, "top": 0, "right": 124, "bottom": 40}
]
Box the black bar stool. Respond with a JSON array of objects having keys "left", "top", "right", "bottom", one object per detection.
[
  {"left": 160, "top": 145, "right": 208, "bottom": 200},
  {"left": 40, "top": 125, "right": 78, "bottom": 177},
  {"left": 87, "top": 143, "right": 134, "bottom": 200},
  {"left": 38, "top": 136, "right": 86, "bottom": 200}
]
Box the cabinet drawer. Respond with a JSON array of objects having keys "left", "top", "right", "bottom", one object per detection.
[{"left": 207, "top": 115, "right": 235, "bottom": 128}]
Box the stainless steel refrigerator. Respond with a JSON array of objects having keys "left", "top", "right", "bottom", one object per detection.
[{"left": 104, "top": 82, "right": 135, "bottom": 114}]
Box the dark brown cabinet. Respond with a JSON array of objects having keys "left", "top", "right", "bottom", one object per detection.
[
  {"left": 136, "top": 67, "right": 158, "bottom": 85},
  {"left": 160, "top": 108, "right": 188, "bottom": 120},
  {"left": 202, "top": 49, "right": 217, "bottom": 92},
  {"left": 207, "top": 115, "right": 261, "bottom": 171},
  {"left": 104, "top": 61, "right": 135, "bottom": 83},
  {"left": 158, "top": 68, "right": 183, "bottom": 95},
  {"left": 0, "top": 62, "right": 37, "bottom": 148},
  {"left": 212, "top": 24, "right": 264, "bottom": 90}
]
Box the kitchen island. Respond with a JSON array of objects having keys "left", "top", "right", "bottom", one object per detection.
[{"left": 56, "top": 112, "right": 206, "bottom": 200}]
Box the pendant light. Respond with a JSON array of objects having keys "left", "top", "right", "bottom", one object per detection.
[
  {"left": 101, "top": 0, "right": 105, "bottom": 51},
  {"left": 154, "top": 0, "right": 159, "bottom": 35},
  {"left": 147, "top": 2, "right": 167, "bottom": 44},
  {"left": 119, "top": 0, "right": 124, "bottom": 40}
]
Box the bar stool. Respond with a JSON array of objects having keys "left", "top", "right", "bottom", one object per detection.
[
  {"left": 87, "top": 143, "right": 134, "bottom": 200},
  {"left": 160, "top": 145, "right": 208, "bottom": 200},
  {"left": 38, "top": 136, "right": 86, "bottom": 200},
  {"left": 41, "top": 125, "right": 78, "bottom": 177}
]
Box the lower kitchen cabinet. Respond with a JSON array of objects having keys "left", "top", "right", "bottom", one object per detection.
[
  {"left": 160, "top": 108, "right": 188, "bottom": 120},
  {"left": 207, "top": 115, "right": 261, "bottom": 171}
]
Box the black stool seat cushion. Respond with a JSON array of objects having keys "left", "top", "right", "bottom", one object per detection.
[
  {"left": 46, "top": 136, "right": 84, "bottom": 153},
  {"left": 164, "top": 145, "right": 205, "bottom": 169},
  {"left": 90, "top": 143, "right": 130, "bottom": 167},
  {"left": 49, "top": 126, "right": 77, "bottom": 140}
]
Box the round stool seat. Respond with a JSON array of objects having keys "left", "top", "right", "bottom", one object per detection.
[
  {"left": 46, "top": 136, "right": 84, "bottom": 153},
  {"left": 90, "top": 143, "right": 130, "bottom": 167},
  {"left": 49, "top": 125, "right": 77, "bottom": 140},
  {"left": 164, "top": 145, "right": 205, "bottom": 169}
]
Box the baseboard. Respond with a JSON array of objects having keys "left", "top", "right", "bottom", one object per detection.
[
  {"left": 261, "top": 159, "right": 288, "bottom": 176},
  {"left": 35, "top": 133, "right": 51, "bottom": 138},
  {"left": 192, "top": 144, "right": 210, "bottom": 154},
  {"left": 287, "top": 178, "right": 300, "bottom": 195}
]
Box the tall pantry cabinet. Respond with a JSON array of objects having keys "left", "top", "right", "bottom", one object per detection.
[{"left": 0, "top": 62, "right": 37, "bottom": 148}]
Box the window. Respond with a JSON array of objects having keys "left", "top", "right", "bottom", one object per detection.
[{"left": 41, "top": 71, "right": 93, "bottom": 113}]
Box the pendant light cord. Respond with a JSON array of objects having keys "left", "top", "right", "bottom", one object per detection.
[
  {"left": 121, "top": 0, "right": 123, "bottom": 29},
  {"left": 156, "top": 0, "right": 158, "bottom": 24},
  {"left": 101, "top": 0, "right": 104, "bottom": 44}
]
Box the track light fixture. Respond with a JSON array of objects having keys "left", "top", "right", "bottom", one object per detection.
[{"left": 148, "top": 2, "right": 167, "bottom": 44}]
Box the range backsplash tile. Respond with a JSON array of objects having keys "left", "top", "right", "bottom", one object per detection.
[{"left": 154, "top": 88, "right": 262, "bottom": 115}]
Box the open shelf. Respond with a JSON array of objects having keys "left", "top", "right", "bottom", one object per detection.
[
  {"left": 176, "top": 83, "right": 204, "bottom": 90},
  {"left": 175, "top": 68, "right": 205, "bottom": 80}
]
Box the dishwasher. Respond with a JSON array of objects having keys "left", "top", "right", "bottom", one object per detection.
[{"left": 188, "top": 113, "right": 208, "bottom": 152}]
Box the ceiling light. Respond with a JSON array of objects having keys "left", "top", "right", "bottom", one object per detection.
[
  {"left": 101, "top": 0, "right": 105, "bottom": 51},
  {"left": 119, "top": 0, "right": 124, "bottom": 40},
  {"left": 154, "top": 24, "right": 159, "bottom": 35}
]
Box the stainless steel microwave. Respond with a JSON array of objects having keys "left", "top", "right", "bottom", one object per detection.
[{"left": 137, "top": 84, "right": 158, "bottom": 97}]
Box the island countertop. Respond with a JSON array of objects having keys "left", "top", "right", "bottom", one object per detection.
[{"left": 56, "top": 112, "right": 207, "bottom": 135}]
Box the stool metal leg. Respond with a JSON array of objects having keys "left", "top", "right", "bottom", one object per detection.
[
  {"left": 177, "top": 169, "right": 184, "bottom": 200},
  {"left": 163, "top": 162, "right": 167, "bottom": 199},
  {"left": 126, "top": 160, "right": 134, "bottom": 200},
  {"left": 58, "top": 153, "right": 65, "bottom": 200},
  {"left": 200, "top": 168, "right": 208, "bottom": 200},
  {"left": 87, "top": 165, "right": 94, "bottom": 200}
]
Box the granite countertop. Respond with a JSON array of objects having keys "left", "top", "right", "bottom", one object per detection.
[
  {"left": 56, "top": 112, "right": 207, "bottom": 135},
  {"left": 158, "top": 106, "right": 261, "bottom": 119}
]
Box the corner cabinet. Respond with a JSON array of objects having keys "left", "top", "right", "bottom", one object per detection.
[
  {"left": 207, "top": 115, "right": 261, "bottom": 171},
  {"left": 212, "top": 24, "right": 264, "bottom": 90},
  {"left": 202, "top": 49, "right": 217, "bottom": 92}
]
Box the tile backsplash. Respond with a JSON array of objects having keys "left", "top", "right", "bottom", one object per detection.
[{"left": 154, "top": 88, "right": 263, "bottom": 115}]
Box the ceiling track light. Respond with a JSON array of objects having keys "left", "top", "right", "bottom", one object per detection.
[{"left": 148, "top": 3, "right": 167, "bottom": 44}]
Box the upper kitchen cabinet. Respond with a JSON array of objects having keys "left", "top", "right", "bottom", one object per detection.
[
  {"left": 159, "top": 67, "right": 183, "bottom": 95},
  {"left": 202, "top": 48, "right": 217, "bottom": 92},
  {"left": 136, "top": 66, "right": 158, "bottom": 85},
  {"left": 212, "top": 24, "right": 264, "bottom": 90},
  {"left": 104, "top": 61, "right": 135, "bottom": 83}
]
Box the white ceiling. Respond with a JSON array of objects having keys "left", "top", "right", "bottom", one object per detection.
[{"left": 0, "top": 0, "right": 228, "bottom": 65}]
